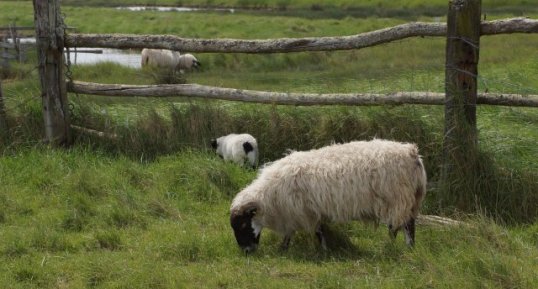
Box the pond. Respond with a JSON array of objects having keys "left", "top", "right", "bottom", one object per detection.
[
  {"left": 66, "top": 48, "right": 142, "bottom": 69},
  {"left": 115, "top": 6, "right": 236, "bottom": 13},
  {"left": 9, "top": 4, "right": 236, "bottom": 69},
  {"left": 11, "top": 38, "right": 143, "bottom": 68}
]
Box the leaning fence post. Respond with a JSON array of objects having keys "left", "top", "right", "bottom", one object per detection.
[
  {"left": 0, "top": 79, "right": 8, "bottom": 142},
  {"left": 33, "top": 0, "right": 71, "bottom": 146},
  {"left": 442, "top": 0, "right": 481, "bottom": 204}
]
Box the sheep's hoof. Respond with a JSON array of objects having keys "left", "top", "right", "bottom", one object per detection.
[
  {"left": 279, "top": 235, "right": 292, "bottom": 251},
  {"left": 316, "top": 225, "right": 328, "bottom": 250},
  {"left": 388, "top": 224, "right": 398, "bottom": 240},
  {"left": 404, "top": 218, "right": 416, "bottom": 247}
]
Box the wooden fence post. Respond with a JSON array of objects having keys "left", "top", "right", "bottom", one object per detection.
[
  {"left": 0, "top": 79, "right": 8, "bottom": 142},
  {"left": 33, "top": 0, "right": 71, "bottom": 146},
  {"left": 442, "top": 0, "right": 481, "bottom": 202},
  {"left": 10, "top": 24, "right": 22, "bottom": 63}
]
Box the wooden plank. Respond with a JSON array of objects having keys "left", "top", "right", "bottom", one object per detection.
[
  {"left": 72, "top": 49, "right": 103, "bottom": 54},
  {"left": 0, "top": 26, "right": 35, "bottom": 31},
  {"left": 417, "top": 215, "right": 465, "bottom": 227},
  {"left": 71, "top": 125, "right": 118, "bottom": 140},
  {"left": 481, "top": 17, "right": 538, "bottom": 34},
  {"left": 0, "top": 79, "right": 8, "bottom": 142},
  {"left": 0, "top": 53, "right": 16, "bottom": 59},
  {"left": 65, "top": 18, "right": 537, "bottom": 52},
  {"left": 68, "top": 81, "right": 538, "bottom": 107},
  {"left": 0, "top": 42, "right": 16, "bottom": 49},
  {"left": 65, "top": 22, "right": 444, "bottom": 52},
  {"left": 0, "top": 26, "right": 75, "bottom": 31}
]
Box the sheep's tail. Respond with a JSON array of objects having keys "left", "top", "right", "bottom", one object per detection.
[
  {"left": 243, "top": 142, "right": 257, "bottom": 168},
  {"left": 412, "top": 154, "right": 427, "bottom": 217}
]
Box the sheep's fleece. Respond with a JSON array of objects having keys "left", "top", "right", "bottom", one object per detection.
[
  {"left": 140, "top": 49, "right": 200, "bottom": 71},
  {"left": 213, "top": 133, "right": 258, "bottom": 168},
  {"left": 230, "top": 139, "right": 427, "bottom": 251}
]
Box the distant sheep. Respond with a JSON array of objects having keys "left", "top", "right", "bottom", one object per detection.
[
  {"left": 141, "top": 49, "right": 201, "bottom": 72},
  {"left": 176, "top": 53, "right": 201, "bottom": 73},
  {"left": 211, "top": 133, "right": 258, "bottom": 168},
  {"left": 230, "top": 139, "right": 427, "bottom": 253}
]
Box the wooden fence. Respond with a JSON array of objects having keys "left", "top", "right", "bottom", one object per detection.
[
  {"left": 0, "top": 25, "right": 35, "bottom": 71},
  {"left": 70, "top": 81, "right": 538, "bottom": 107},
  {"left": 32, "top": 0, "right": 537, "bottom": 183},
  {"left": 65, "top": 17, "right": 538, "bottom": 108}
]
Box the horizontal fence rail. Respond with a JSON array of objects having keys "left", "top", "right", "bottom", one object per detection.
[
  {"left": 0, "top": 26, "right": 35, "bottom": 31},
  {"left": 69, "top": 81, "right": 538, "bottom": 107},
  {"left": 66, "top": 18, "right": 538, "bottom": 52}
]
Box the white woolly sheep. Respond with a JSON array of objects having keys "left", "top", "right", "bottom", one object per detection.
[
  {"left": 211, "top": 133, "right": 258, "bottom": 168},
  {"left": 140, "top": 49, "right": 201, "bottom": 72},
  {"left": 176, "top": 53, "right": 201, "bottom": 73},
  {"left": 230, "top": 139, "right": 427, "bottom": 253}
]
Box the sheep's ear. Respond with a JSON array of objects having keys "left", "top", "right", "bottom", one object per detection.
[{"left": 245, "top": 206, "right": 258, "bottom": 216}]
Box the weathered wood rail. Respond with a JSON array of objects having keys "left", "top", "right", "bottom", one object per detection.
[
  {"left": 0, "top": 26, "right": 35, "bottom": 38},
  {"left": 70, "top": 81, "right": 538, "bottom": 107},
  {"left": 32, "top": 0, "right": 538, "bottom": 147},
  {"left": 66, "top": 17, "right": 538, "bottom": 52}
]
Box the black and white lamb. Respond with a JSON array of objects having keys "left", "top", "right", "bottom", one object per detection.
[{"left": 211, "top": 133, "right": 258, "bottom": 168}]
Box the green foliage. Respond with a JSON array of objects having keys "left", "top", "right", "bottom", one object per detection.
[
  {"left": 142, "top": 66, "right": 187, "bottom": 84},
  {"left": 62, "top": 195, "right": 95, "bottom": 231},
  {"left": 0, "top": 148, "right": 537, "bottom": 288},
  {"left": 1, "top": 0, "right": 537, "bottom": 223},
  {"left": 52, "top": 0, "right": 538, "bottom": 17},
  {"left": 436, "top": 149, "right": 538, "bottom": 222},
  {"left": 0, "top": 2, "right": 537, "bottom": 286},
  {"left": 94, "top": 230, "right": 123, "bottom": 250},
  {"left": 70, "top": 101, "right": 440, "bottom": 161}
]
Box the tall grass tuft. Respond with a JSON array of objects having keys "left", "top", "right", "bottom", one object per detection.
[
  {"left": 0, "top": 96, "right": 43, "bottom": 152},
  {"left": 2, "top": 90, "right": 536, "bottom": 223},
  {"left": 67, "top": 101, "right": 537, "bottom": 223},
  {"left": 436, "top": 149, "right": 538, "bottom": 223},
  {"left": 72, "top": 101, "right": 440, "bottom": 161},
  {"left": 142, "top": 67, "right": 187, "bottom": 85}
]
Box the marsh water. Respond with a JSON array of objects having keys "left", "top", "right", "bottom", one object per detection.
[
  {"left": 70, "top": 6, "right": 229, "bottom": 68},
  {"left": 10, "top": 6, "right": 231, "bottom": 68},
  {"left": 66, "top": 48, "right": 142, "bottom": 68}
]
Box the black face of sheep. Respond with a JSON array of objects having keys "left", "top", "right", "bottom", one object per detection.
[
  {"left": 210, "top": 139, "right": 222, "bottom": 159},
  {"left": 193, "top": 60, "right": 201, "bottom": 69},
  {"left": 230, "top": 207, "right": 260, "bottom": 253}
]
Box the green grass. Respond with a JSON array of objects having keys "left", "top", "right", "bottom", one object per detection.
[
  {"left": 5, "top": 0, "right": 538, "bottom": 21},
  {"left": 0, "top": 2, "right": 537, "bottom": 287},
  {"left": 0, "top": 147, "right": 537, "bottom": 288},
  {"left": 8, "top": 0, "right": 537, "bottom": 16},
  {"left": 2, "top": 1, "right": 537, "bottom": 219}
]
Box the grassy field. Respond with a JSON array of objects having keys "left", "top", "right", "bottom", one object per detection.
[
  {"left": 6, "top": 0, "right": 536, "bottom": 17},
  {"left": 1, "top": 1, "right": 538, "bottom": 288},
  {"left": 0, "top": 148, "right": 537, "bottom": 288}
]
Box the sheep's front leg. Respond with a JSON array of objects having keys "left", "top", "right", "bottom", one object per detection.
[
  {"left": 388, "top": 224, "right": 399, "bottom": 240},
  {"left": 280, "top": 234, "right": 293, "bottom": 251},
  {"left": 315, "top": 224, "right": 327, "bottom": 250},
  {"left": 403, "top": 217, "right": 416, "bottom": 247}
]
